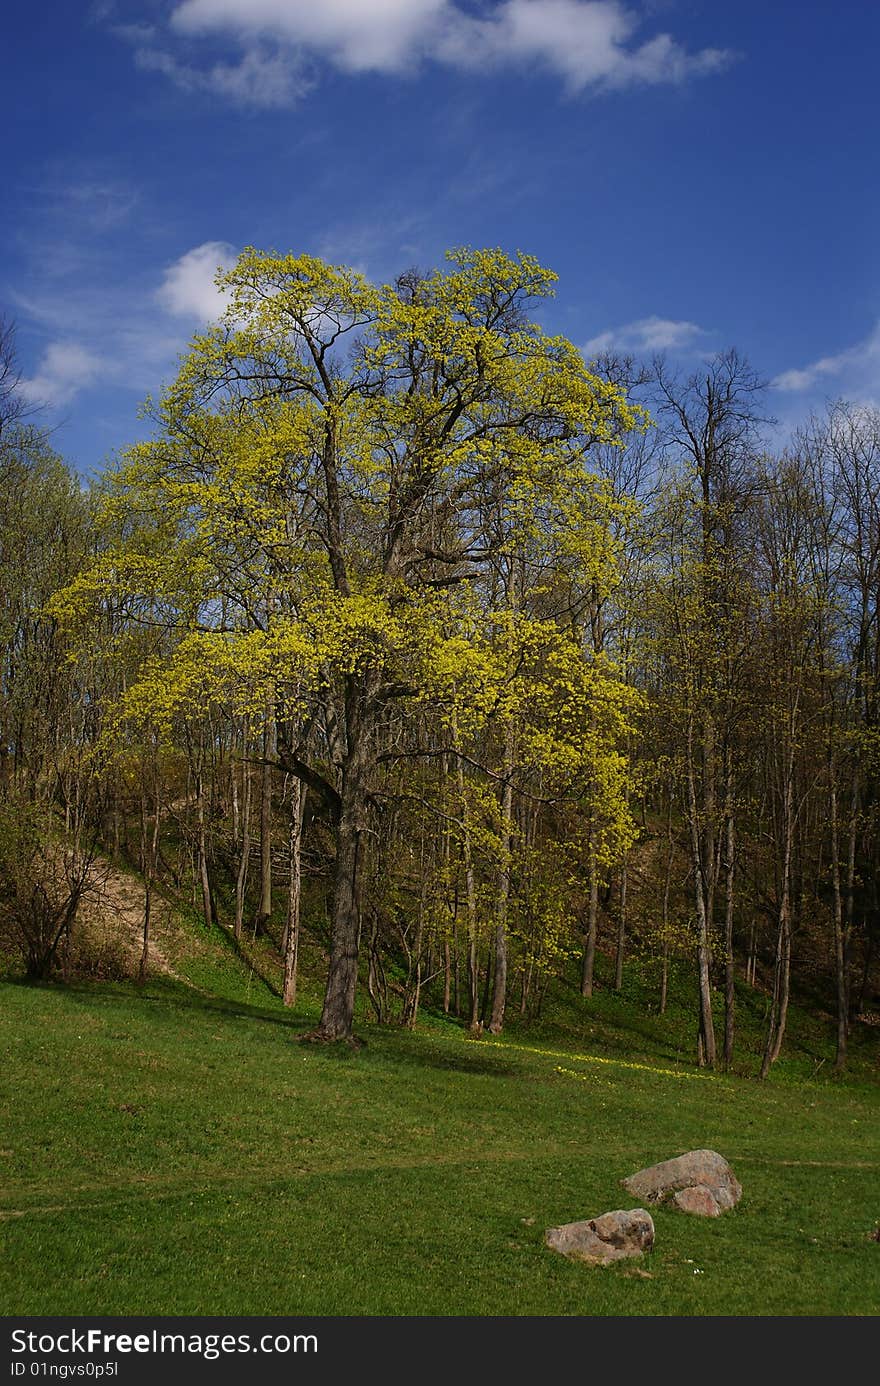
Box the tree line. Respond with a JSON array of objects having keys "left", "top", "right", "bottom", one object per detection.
[{"left": 0, "top": 253, "right": 877, "bottom": 1072}]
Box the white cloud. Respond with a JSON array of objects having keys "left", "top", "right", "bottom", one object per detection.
[
  {"left": 110, "top": 22, "right": 156, "bottom": 44},
  {"left": 16, "top": 241, "right": 240, "bottom": 416},
  {"left": 772, "top": 322, "right": 880, "bottom": 401},
  {"left": 584, "top": 315, "right": 706, "bottom": 356},
  {"left": 438, "top": 0, "right": 730, "bottom": 91},
  {"left": 171, "top": 0, "right": 449, "bottom": 73},
  {"left": 135, "top": 43, "right": 311, "bottom": 108},
  {"left": 116, "top": 1, "right": 733, "bottom": 106},
  {"left": 19, "top": 341, "right": 103, "bottom": 408},
  {"left": 156, "top": 241, "right": 238, "bottom": 321}
]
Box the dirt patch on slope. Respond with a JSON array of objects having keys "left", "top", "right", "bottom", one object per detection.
[{"left": 74, "top": 860, "right": 180, "bottom": 982}]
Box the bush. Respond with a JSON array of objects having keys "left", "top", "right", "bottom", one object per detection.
[{"left": 0, "top": 800, "right": 98, "bottom": 978}]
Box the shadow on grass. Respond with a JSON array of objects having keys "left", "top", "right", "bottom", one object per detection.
[
  {"left": 20, "top": 975, "right": 524, "bottom": 1077},
  {"left": 363, "top": 1026, "right": 527, "bottom": 1078},
  {"left": 210, "top": 922, "right": 284, "bottom": 1001},
  {"left": 3, "top": 972, "right": 315, "bottom": 1037}
]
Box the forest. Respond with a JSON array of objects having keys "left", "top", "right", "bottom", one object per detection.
[{"left": 2, "top": 245, "right": 879, "bottom": 1076}]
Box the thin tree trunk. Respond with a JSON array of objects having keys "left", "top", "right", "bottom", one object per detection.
[
  {"left": 660, "top": 793, "right": 674, "bottom": 1015},
  {"left": 702, "top": 709, "right": 717, "bottom": 972},
  {"left": 282, "top": 778, "right": 304, "bottom": 1007},
  {"left": 255, "top": 708, "right": 275, "bottom": 933},
  {"left": 234, "top": 748, "right": 252, "bottom": 941},
  {"left": 488, "top": 729, "right": 515, "bottom": 1035},
  {"left": 843, "top": 776, "right": 858, "bottom": 1033},
  {"left": 614, "top": 856, "right": 628, "bottom": 991},
  {"left": 442, "top": 752, "right": 452, "bottom": 1014},
  {"left": 139, "top": 768, "right": 160, "bottom": 984},
  {"left": 230, "top": 743, "right": 240, "bottom": 846},
  {"left": 829, "top": 775, "right": 848, "bottom": 1071},
  {"left": 746, "top": 919, "right": 757, "bottom": 986},
  {"left": 723, "top": 808, "right": 736, "bottom": 1067},
  {"left": 443, "top": 937, "right": 452, "bottom": 1014},
  {"left": 195, "top": 750, "right": 214, "bottom": 929},
  {"left": 771, "top": 916, "right": 792, "bottom": 1064},
  {"left": 480, "top": 943, "right": 494, "bottom": 1027},
  {"left": 581, "top": 837, "right": 599, "bottom": 998},
  {"left": 760, "top": 763, "right": 795, "bottom": 1078},
  {"left": 112, "top": 785, "right": 121, "bottom": 863},
  {"left": 454, "top": 750, "right": 480, "bottom": 1030},
  {"left": 687, "top": 717, "right": 716, "bottom": 1067}
]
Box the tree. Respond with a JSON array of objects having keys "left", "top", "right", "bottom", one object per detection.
[
  {"left": 648, "top": 350, "right": 767, "bottom": 1066},
  {"left": 57, "top": 246, "right": 641, "bottom": 1041},
  {"left": 0, "top": 426, "right": 92, "bottom": 800},
  {"left": 0, "top": 424, "right": 108, "bottom": 979},
  {"left": 0, "top": 315, "right": 27, "bottom": 436}
]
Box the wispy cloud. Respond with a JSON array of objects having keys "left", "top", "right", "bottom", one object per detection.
[
  {"left": 772, "top": 321, "right": 880, "bottom": 400},
  {"left": 436, "top": 0, "right": 731, "bottom": 92},
  {"left": 53, "top": 179, "right": 140, "bottom": 234},
  {"left": 584, "top": 315, "right": 707, "bottom": 357},
  {"left": 113, "top": 0, "right": 734, "bottom": 109},
  {"left": 16, "top": 242, "right": 240, "bottom": 413},
  {"left": 134, "top": 42, "right": 312, "bottom": 108},
  {"left": 19, "top": 341, "right": 104, "bottom": 408},
  {"left": 18, "top": 172, "right": 140, "bottom": 254}
]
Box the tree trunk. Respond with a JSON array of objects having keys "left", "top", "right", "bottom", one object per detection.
[
  {"left": 760, "top": 764, "right": 795, "bottom": 1079},
  {"left": 140, "top": 774, "right": 160, "bottom": 984},
  {"left": 311, "top": 682, "right": 368, "bottom": 1041},
  {"left": 687, "top": 718, "right": 716, "bottom": 1067},
  {"left": 580, "top": 838, "right": 599, "bottom": 998},
  {"left": 441, "top": 753, "right": 452, "bottom": 1015},
  {"left": 614, "top": 856, "right": 628, "bottom": 991},
  {"left": 488, "top": 733, "right": 515, "bottom": 1035},
  {"left": 443, "top": 936, "right": 452, "bottom": 1014},
  {"left": 746, "top": 919, "right": 757, "bottom": 986},
  {"left": 234, "top": 748, "right": 252, "bottom": 941},
  {"left": 454, "top": 751, "right": 480, "bottom": 1030},
  {"left": 722, "top": 809, "right": 736, "bottom": 1067},
  {"left": 282, "top": 778, "right": 304, "bottom": 1007},
  {"left": 660, "top": 795, "right": 674, "bottom": 1015},
  {"left": 829, "top": 775, "right": 848, "bottom": 1072},
  {"left": 195, "top": 759, "right": 214, "bottom": 929},
  {"left": 255, "top": 708, "right": 275, "bottom": 933},
  {"left": 313, "top": 804, "right": 360, "bottom": 1039},
  {"left": 843, "top": 776, "right": 858, "bottom": 1039}
]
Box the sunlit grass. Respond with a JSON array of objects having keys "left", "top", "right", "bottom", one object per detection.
[{"left": 1, "top": 958, "right": 877, "bottom": 1316}]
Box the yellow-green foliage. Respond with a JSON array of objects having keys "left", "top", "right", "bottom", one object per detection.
[{"left": 52, "top": 246, "right": 642, "bottom": 851}]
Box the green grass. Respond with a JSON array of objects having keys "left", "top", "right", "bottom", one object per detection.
[{"left": 2, "top": 943, "right": 878, "bottom": 1316}]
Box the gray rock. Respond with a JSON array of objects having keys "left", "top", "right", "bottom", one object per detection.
[
  {"left": 673, "top": 1185, "right": 722, "bottom": 1217},
  {"left": 623, "top": 1149, "right": 741, "bottom": 1215},
  {"left": 545, "top": 1208, "right": 655, "bottom": 1265}
]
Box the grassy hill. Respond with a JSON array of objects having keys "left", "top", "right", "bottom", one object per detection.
[{"left": 1, "top": 878, "right": 878, "bottom": 1317}]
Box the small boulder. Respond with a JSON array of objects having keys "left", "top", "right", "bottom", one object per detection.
[
  {"left": 673, "top": 1185, "right": 722, "bottom": 1217},
  {"left": 545, "top": 1208, "right": 655, "bottom": 1265},
  {"left": 623, "top": 1149, "right": 741, "bottom": 1216}
]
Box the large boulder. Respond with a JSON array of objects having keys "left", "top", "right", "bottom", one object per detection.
[
  {"left": 545, "top": 1208, "right": 655, "bottom": 1265},
  {"left": 622, "top": 1149, "right": 741, "bottom": 1216}
]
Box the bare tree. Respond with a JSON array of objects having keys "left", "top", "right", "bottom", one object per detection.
[
  {"left": 0, "top": 315, "right": 25, "bottom": 435},
  {"left": 650, "top": 350, "right": 769, "bottom": 1067}
]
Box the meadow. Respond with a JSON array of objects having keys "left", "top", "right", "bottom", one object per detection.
[{"left": 2, "top": 917, "right": 877, "bottom": 1318}]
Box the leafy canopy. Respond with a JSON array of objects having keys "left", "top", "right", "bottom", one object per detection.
[{"left": 54, "top": 246, "right": 643, "bottom": 818}]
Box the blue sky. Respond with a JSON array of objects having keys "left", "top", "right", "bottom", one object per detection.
[{"left": 5, "top": 0, "right": 880, "bottom": 474}]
